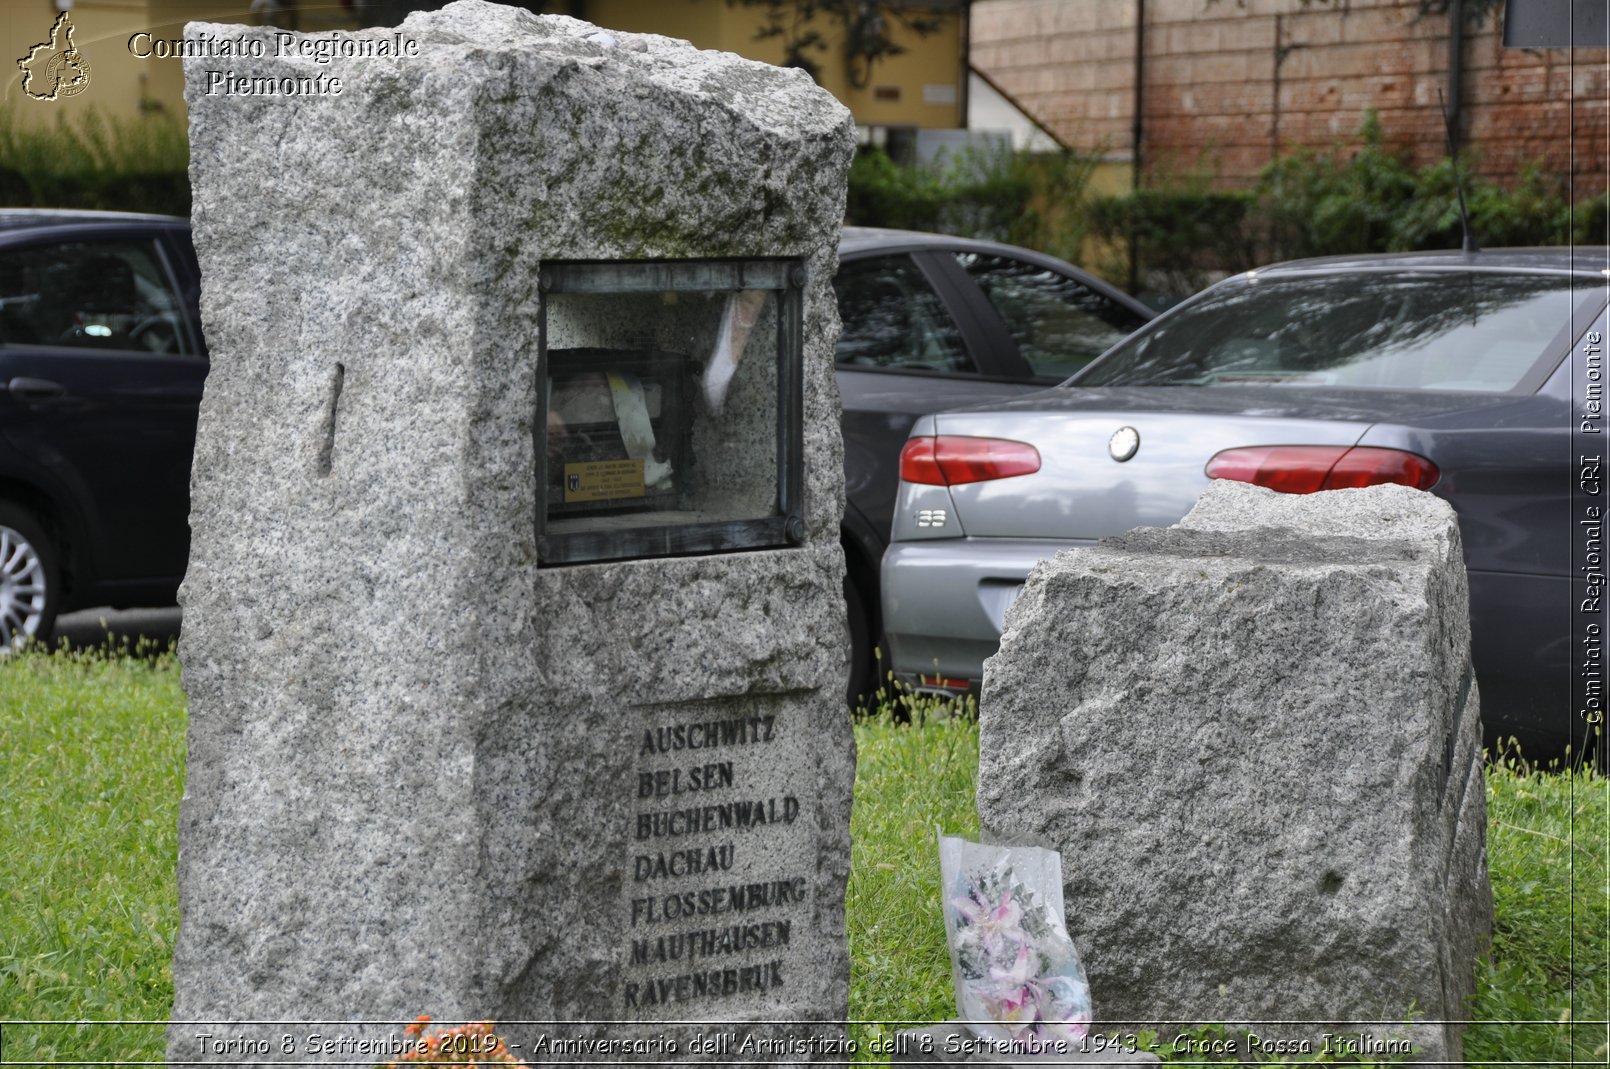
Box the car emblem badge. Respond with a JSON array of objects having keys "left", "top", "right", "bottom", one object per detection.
[{"left": 1109, "top": 426, "right": 1140, "bottom": 462}]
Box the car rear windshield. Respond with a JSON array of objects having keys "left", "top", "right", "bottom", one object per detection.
[{"left": 1075, "top": 271, "right": 1604, "bottom": 393}]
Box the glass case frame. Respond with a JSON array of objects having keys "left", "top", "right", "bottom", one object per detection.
[{"left": 535, "top": 258, "right": 807, "bottom": 566}]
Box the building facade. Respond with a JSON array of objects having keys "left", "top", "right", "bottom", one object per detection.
[
  {"left": 971, "top": 0, "right": 1607, "bottom": 199},
  {"left": 4, "top": 1, "right": 970, "bottom": 143}
]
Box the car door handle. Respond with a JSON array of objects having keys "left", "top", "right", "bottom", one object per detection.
[{"left": 7, "top": 377, "right": 66, "bottom": 401}]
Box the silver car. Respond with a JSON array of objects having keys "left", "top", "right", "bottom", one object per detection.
[
  {"left": 881, "top": 248, "right": 1609, "bottom": 759},
  {"left": 833, "top": 228, "right": 1151, "bottom": 702}
]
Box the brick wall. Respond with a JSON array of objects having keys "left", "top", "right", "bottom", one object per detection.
[{"left": 971, "top": 0, "right": 1607, "bottom": 200}]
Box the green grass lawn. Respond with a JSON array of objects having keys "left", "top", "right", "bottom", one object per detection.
[
  {"left": 0, "top": 652, "right": 1605, "bottom": 1065},
  {"left": 0, "top": 650, "right": 185, "bottom": 1061},
  {"left": 850, "top": 705, "right": 1609, "bottom": 1067}
]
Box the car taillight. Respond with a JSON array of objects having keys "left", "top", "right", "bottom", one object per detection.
[
  {"left": 1206, "top": 445, "right": 1439, "bottom": 493},
  {"left": 899, "top": 436, "right": 1042, "bottom": 486}
]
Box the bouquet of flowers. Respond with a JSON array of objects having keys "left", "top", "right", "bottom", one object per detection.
[{"left": 939, "top": 835, "right": 1092, "bottom": 1052}]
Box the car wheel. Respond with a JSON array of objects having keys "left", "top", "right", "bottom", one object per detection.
[
  {"left": 845, "top": 575, "right": 885, "bottom": 711},
  {"left": 0, "top": 504, "right": 58, "bottom": 650}
]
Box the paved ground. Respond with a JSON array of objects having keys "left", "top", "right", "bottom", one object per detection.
[{"left": 54, "top": 607, "right": 183, "bottom": 654}]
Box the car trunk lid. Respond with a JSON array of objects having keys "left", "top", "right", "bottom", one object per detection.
[{"left": 927, "top": 386, "right": 1502, "bottom": 540}]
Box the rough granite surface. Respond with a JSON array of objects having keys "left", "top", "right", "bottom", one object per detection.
[
  {"left": 977, "top": 482, "right": 1492, "bottom": 1064},
  {"left": 172, "top": 3, "right": 855, "bottom": 1063}
]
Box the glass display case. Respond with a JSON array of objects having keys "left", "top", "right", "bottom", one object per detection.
[{"left": 537, "top": 259, "right": 806, "bottom": 565}]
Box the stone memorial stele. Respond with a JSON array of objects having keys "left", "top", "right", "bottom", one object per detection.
[
  {"left": 977, "top": 481, "right": 1492, "bottom": 1064},
  {"left": 170, "top": 3, "right": 855, "bottom": 1063}
]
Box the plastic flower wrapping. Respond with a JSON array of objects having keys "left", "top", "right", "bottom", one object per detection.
[{"left": 939, "top": 834, "right": 1092, "bottom": 1052}]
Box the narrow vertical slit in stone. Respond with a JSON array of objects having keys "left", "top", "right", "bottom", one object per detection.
[{"left": 318, "top": 362, "right": 345, "bottom": 476}]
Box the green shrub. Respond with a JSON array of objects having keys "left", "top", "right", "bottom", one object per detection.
[
  {"left": 846, "top": 143, "right": 1100, "bottom": 265},
  {"left": 1095, "top": 111, "right": 1602, "bottom": 301},
  {"left": 1085, "top": 186, "right": 1256, "bottom": 297},
  {"left": 846, "top": 148, "right": 952, "bottom": 233},
  {"left": 936, "top": 150, "right": 1039, "bottom": 248},
  {"left": 1395, "top": 159, "right": 1571, "bottom": 250},
  {"left": 1256, "top": 111, "right": 1587, "bottom": 259},
  {"left": 0, "top": 108, "right": 190, "bottom": 216},
  {"left": 1257, "top": 111, "right": 1421, "bottom": 260},
  {"left": 1566, "top": 191, "right": 1609, "bottom": 246}
]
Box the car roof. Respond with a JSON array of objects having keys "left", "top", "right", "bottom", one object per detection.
[
  {"left": 836, "top": 226, "right": 1154, "bottom": 317},
  {"left": 839, "top": 226, "right": 961, "bottom": 253},
  {"left": 0, "top": 208, "right": 188, "bottom": 231},
  {"left": 1252, "top": 246, "right": 1610, "bottom": 277},
  {"left": 838, "top": 225, "right": 1061, "bottom": 257}
]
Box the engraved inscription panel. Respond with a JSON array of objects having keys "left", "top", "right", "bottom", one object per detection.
[{"left": 623, "top": 704, "right": 813, "bottom": 1013}]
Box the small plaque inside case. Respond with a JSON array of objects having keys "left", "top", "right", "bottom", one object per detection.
[{"left": 537, "top": 259, "right": 806, "bottom": 565}]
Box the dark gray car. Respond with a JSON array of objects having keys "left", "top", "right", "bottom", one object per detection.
[
  {"left": 834, "top": 228, "right": 1151, "bottom": 701},
  {"left": 882, "top": 248, "right": 1609, "bottom": 759}
]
